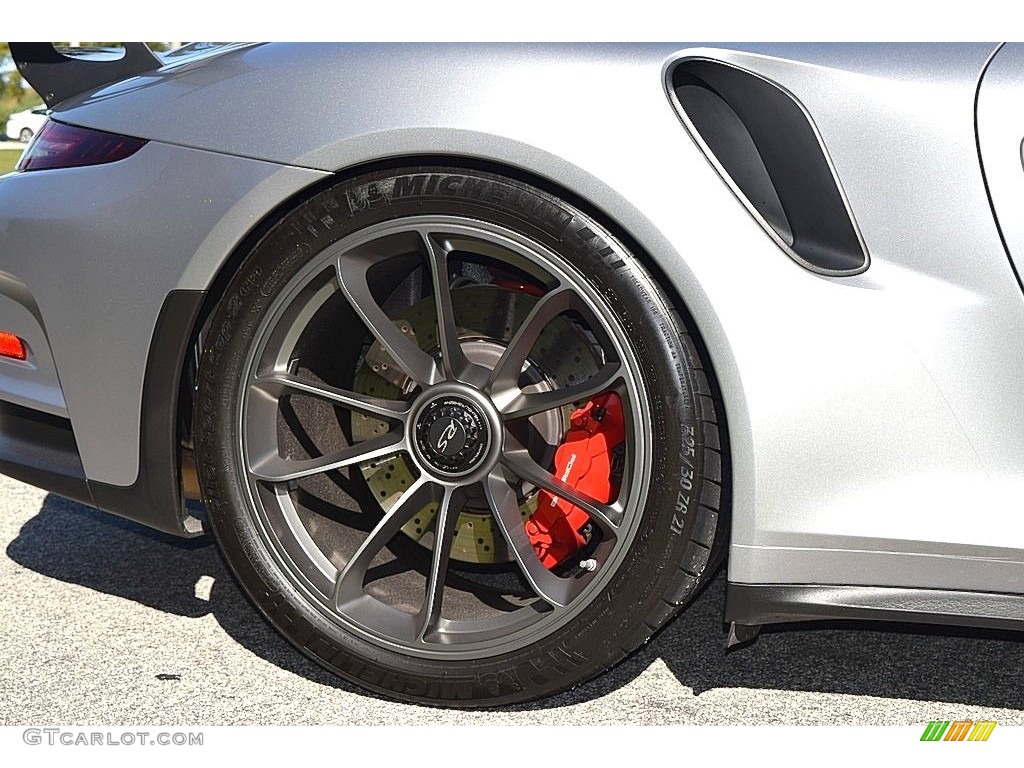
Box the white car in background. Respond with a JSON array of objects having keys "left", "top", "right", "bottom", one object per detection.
[{"left": 5, "top": 105, "right": 47, "bottom": 143}]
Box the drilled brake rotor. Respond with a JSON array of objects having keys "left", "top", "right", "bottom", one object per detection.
[{"left": 351, "top": 284, "right": 600, "bottom": 565}]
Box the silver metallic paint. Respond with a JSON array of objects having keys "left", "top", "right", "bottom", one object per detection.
[
  {"left": 0, "top": 142, "right": 328, "bottom": 484},
  {"left": 2, "top": 43, "right": 1021, "bottom": 597},
  {"left": 978, "top": 43, "right": 1024, "bottom": 292},
  {"left": 707, "top": 44, "right": 1024, "bottom": 593}
]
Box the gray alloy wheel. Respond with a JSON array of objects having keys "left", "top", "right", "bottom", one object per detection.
[
  {"left": 195, "top": 167, "right": 725, "bottom": 705},
  {"left": 237, "top": 216, "right": 651, "bottom": 658},
  {"left": 19, "top": 128, "right": 32, "bottom": 143}
]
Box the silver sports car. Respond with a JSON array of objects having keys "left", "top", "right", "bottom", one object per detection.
[{"left": 1, "top": 41, "right": 1021, "bottom": 707}]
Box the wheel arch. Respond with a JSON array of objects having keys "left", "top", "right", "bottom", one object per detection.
[{"left": 171, "top": 153, "right": 740, "bottom": 555}]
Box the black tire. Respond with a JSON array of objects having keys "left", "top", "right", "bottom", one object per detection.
[
  {"left": 19, "top": 128, "right": 32, "bottom": 143},
  {"left": 194, "top": 166, "right": 726, "bottom": 707}
]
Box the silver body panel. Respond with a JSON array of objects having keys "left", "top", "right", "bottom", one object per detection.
[
  {"left": 978, "top": 44, "right": 1024, "bottom": 293},
  {"left": 0, "top": 145, "right": 328, "bottom": 484},
  {"left": 1, "top": 42, "right": 1022, "bottom": 597}
]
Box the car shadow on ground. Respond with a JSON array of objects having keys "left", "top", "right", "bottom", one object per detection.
[{"left": 8, "top": 493, "right": 1024, "bottom": 712}]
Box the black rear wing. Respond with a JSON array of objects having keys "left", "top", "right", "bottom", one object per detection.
[{"left": 10, "top": 43, "right": 162, "bottom": 108}]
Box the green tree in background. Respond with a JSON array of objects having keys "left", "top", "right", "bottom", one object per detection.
[
  {"left": 1, "top": 43, "right": 25, "bottom": 98},
  {"left": 0, "top": 42, "right": 41, "bottom": 127}
]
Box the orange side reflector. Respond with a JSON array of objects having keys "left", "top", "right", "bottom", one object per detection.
[{"left": 0, "top": 332, "right": 27, "bottom": 361}]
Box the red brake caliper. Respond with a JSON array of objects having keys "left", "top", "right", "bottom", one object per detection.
[{"left": 526, "top": 392, "right": 625, "bottom": 569}]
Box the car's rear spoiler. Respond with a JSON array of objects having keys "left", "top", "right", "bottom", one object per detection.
[{"left": 10, "top": 43, "right": 162, "bottom": 108}]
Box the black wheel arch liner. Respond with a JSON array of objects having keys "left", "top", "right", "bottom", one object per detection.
[{"left": 0, "top": 289, "right": 207, "bottom": 537}]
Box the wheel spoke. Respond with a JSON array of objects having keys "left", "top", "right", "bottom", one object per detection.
[
  {"left": 488, "top": 286, "right": 574, "bottom": 398},
  {"left": 501, "top": 436, "right": 622, "bottom": 535},
  {"left": 334, "top": 478, "right": 436, "bottom": 609},
  {"left": 248, "top": 431, "right": 406, "bottom": 483},
  {"left": 485, "top": 470, "right": 586, "bottom": 607},
  {"left": 416, "top": 484, "right": 464, "bottom": 641},
  {"left": 335, "top": 257, "right": 441, "bottom": 387},
  {"left": 251, "top": 372, "right": 411, "bottom": 422},
  {"left": 235, "top": 214, "right": 652, "bottom": 661},
  {"left": 499, "top": 362, "right": 625, "bottom": 420},
  {"left": 421, "top": 231, "right": 488, "bottom": 386}
]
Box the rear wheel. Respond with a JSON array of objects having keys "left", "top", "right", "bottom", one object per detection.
[
  {"left": 19, "top": 128, "right": 32, "bottom": 143},
  {"left": 194, "top": 166, "right": 726, "bottom": 706}
]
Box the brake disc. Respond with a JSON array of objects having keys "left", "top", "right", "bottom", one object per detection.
[{"left": 352, "top": 284, "right": 600, "bottom": 565}]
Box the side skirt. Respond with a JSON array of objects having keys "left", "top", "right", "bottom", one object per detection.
[{"left": 726, "top": 582, "right": 1024, "bottom": 634}]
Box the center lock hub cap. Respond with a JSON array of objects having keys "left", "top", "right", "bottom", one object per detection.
[{"left": 413, "top": 394, "right": 491, "bottom": 477}]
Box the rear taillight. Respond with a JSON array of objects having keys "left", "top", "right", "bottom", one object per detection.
[{"left": 17, "top": 120, "right": 147, "bottom": 172}]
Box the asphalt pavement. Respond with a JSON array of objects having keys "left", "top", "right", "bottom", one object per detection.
[{"left": 1, "top": 474, "right": 1022, "bottom": 725}]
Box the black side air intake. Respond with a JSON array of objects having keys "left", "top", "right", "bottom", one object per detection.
[{"left": 669, "top": 58, "right": 868, "bottom": 275}]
